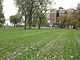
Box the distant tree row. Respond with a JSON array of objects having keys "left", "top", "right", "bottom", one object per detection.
[
  {"left": 54, "top": 4, "right": 80, "bottom": 29},
  {"left": 0, "top": 0, "right": 80, "bottom": 29},
  {"left": 0, "top": 0, "right": 52, "bottom": 29}
]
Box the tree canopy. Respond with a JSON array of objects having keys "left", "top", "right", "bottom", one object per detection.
[
  {"left": 14, "top": 0, "right": 51, "bottom": 30},
  {"left": 0, "top": 0, "right": 5, "bottom": 27},
  {"left": 9, "top": 15, "right": 22, "bottom": 27}
]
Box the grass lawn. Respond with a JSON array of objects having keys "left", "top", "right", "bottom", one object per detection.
[{"left": 0, "top": 29, "right": 80, "bottom": 60}]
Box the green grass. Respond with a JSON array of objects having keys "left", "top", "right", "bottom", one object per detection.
[{"left": 0, "top": 29, "right": 80, "bottom": 60}]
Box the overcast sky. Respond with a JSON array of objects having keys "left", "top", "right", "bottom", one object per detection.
[
  {"left": 3, "top": 0, "right": 17, "bottom": 19},
  {"left": 53, "top": 0, "right": 80, "bottom": 9},
  {"left": 3, "top": 0, "right": 80, "bottom": 20}
]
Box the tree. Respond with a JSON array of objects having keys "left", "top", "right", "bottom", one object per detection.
[
  {"left": 36, "top": 12, "right": 46, "bottom": 29},
  {"left": 14, "top": 0, "right": 37, "bottom": 30},
  {"left": 69, "top": 4, "right": 80, "bottom": 28},
  {"left": 0, "top": 0, "right": 3, "bottom": 13},
  {"left": 33, "top": 0, "right": 51, "bottom": 29},
  {"left": 0, "top": 0, "right": 5, "bottom": 27},
  {"left": 76, "top": 3, "right": 80, "bottom": 27},
  {"left": 0, "top": 13, "right": 5, "bottom": 27},
  {"left": 14, "top": 0, "right": 52, "bottom": 30},
  {"left": 9, "top": 15, "right": 22, "bottom": 27},
  {"left": 32, "top": 13, "right": 49, "bottom": 28},
  {"left": 56, "top": 14, "right": 77, "bottom": 29},
  {"left": 56, "top": 15, "right": 67, "bottom": 28}
]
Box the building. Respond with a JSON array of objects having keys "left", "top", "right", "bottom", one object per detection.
[
  {"left": 50, "top": 9, "right": 57, "bottom": 26},
  {"left": 50, "top": 7, "right": 75, "bottom": 27}
]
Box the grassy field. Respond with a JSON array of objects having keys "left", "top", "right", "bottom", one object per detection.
[{"left": 0, "top": 29, "right": 80, "bottom": 60}]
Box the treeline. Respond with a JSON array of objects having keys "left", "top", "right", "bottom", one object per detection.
[
  {"left": 12, "top": 0, "right": 51, "bottom": 30},
  {"left": 53, "top": 4, "right": 80, "bottom": 29},
  {"left": 0, "top": 0, "right": 52, "bottom": 30},
  {"left": 0, "top": 0, "right": 80, "bottom": 30}
]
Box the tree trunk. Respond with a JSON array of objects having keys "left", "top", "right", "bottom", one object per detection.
[
  {"left": 38, "top": 17, "right": 41, "bottom": 29},
  {"left": 24, "top": 15, "right": 27, "bottom": 30},
  {"left": 73, "top": 26, "right": 76, "bottom": 29},
  {"left": 28, "top": 1, "right": 34, "bottom": 29},
  {"left": 38, "top": 23, "right": 40, "bottom": 29},
  {"left": 14, "top": 24, "right": 16, "bottom": 27},
  {"left": 28, "top": 14, "right": 32, "bottom": 29}
]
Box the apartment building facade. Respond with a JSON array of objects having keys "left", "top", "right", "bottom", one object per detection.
[{"left": 50, "top": 7, "right": 75, "bottom": 27}]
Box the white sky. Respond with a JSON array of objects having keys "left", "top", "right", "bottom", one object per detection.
[
  {"left": 3, "top": 0, "right": 80, "bottom": 20},
  {"left": 3, "top": 0, "right": 18, "bottom": 19},
  {"left": 53, "top": 0, "right": 80, "bottom": 9}
]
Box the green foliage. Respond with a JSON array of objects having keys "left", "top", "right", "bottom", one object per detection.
[
  {"left": 50, "top": 9, "right": 55, "bottom": 13},
  {"left": 56, "top": 14, "right": 78, "bottom": 29},
  {"left": 0, "top": 0, "right": 5, "bottom": 27},
  {"left": 0, "top": 13, "right": 4, "bottom": 27},
  {"left": 9, "top": 15, "right": 22, "bottom": 27},
  {"left": 14, "top": 0, "right": 51, "bottom": 29},
  {"left": 0, "top": 0, "right": 3, "bottom": 13}
]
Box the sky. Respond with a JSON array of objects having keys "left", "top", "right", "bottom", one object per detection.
[
  {"left": 2, "top": 0, "right": 80, "bottom": 25},
  {"left": 53, "top": 0, "right": 80, "bottom": 9},
  {"left": 3, "top": 0, "right": 17, "bottom": 19}
]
